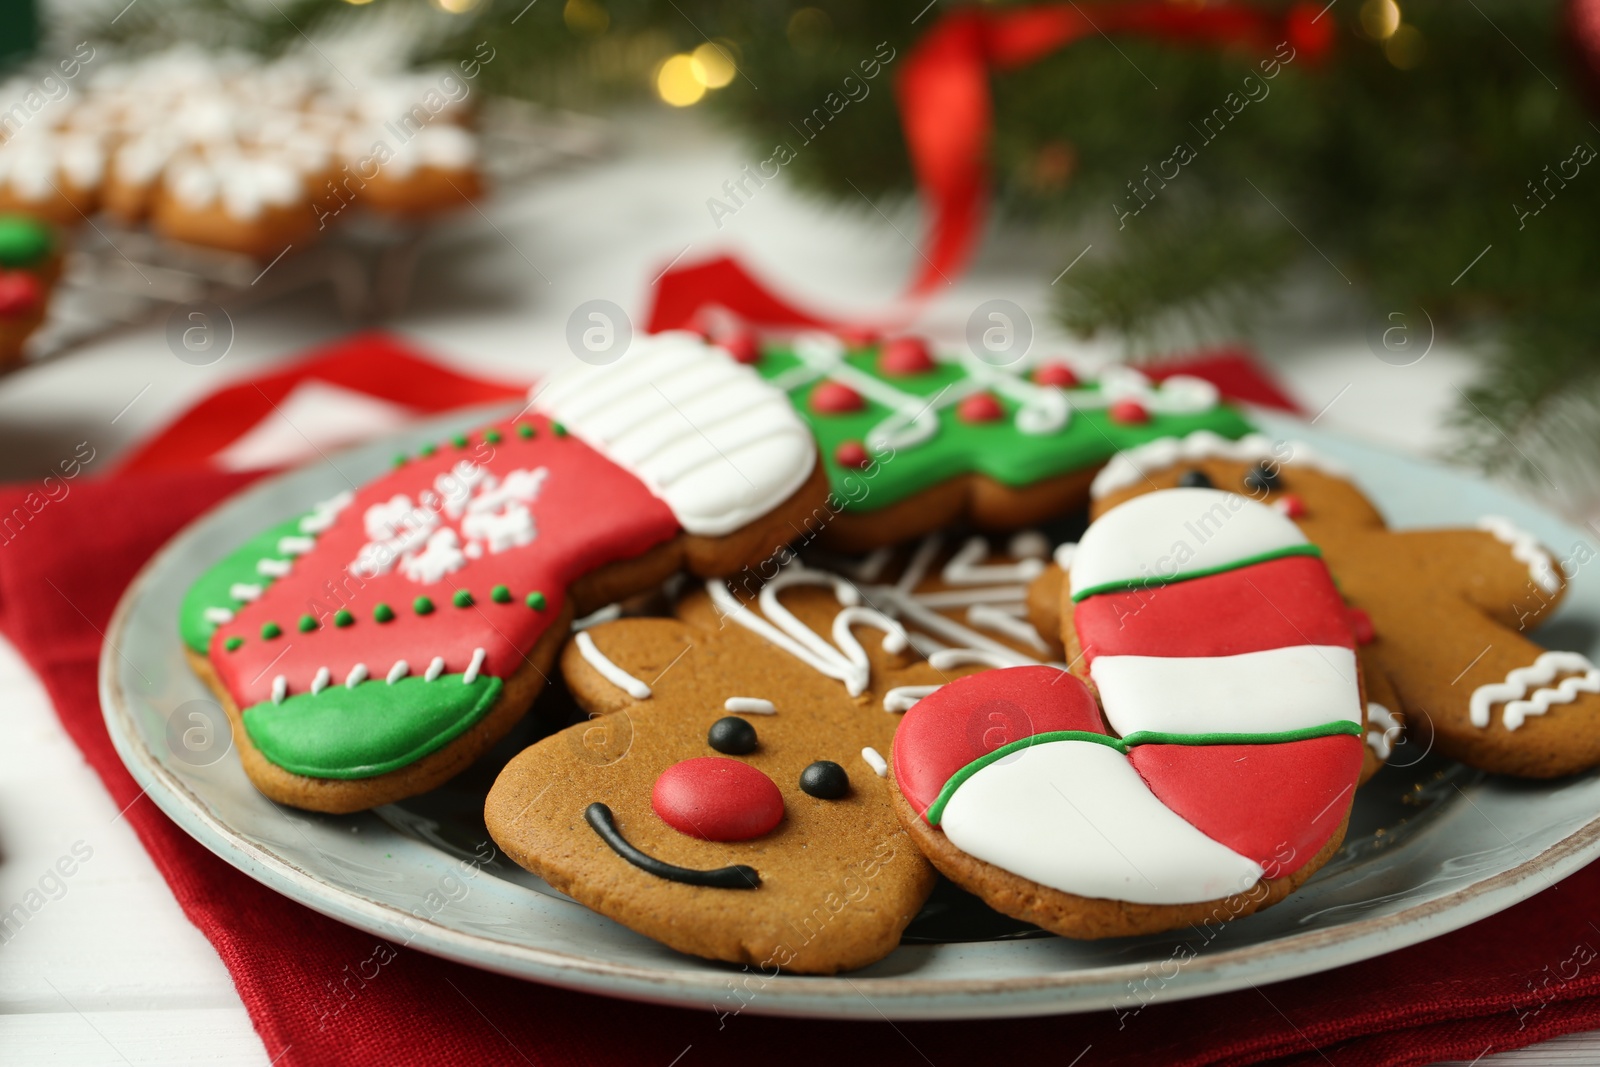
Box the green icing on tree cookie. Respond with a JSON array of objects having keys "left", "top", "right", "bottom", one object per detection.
[
  {"left": 0, "top": 216, "right": 52, "bottom": 269},
  {"left": 754, "top": 338, "right": 1255, "bottom": 512},
  {"left": 241, "top": 674, "right": 503, "bottom": 780},
  {"left": 178, "top": 512, "right": 311, "bottom": 655}
]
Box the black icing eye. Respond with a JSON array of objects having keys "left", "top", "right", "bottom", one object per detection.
[
  {"left": 708, "top": 716, "right": 758, "bottom": 755},
  {"left": 1243, "top": 462, "right": 1281, "bottom": 494},
  {"left": 1177, "top": 469, "right": 1213, "bottom": 489},
  {"left": 800, "top": 761, "right": 850, "bottom": 799}
]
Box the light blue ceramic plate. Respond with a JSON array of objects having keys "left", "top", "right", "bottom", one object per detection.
[{"left": 101, "top": 407, "right": 1600, "bottom": 1020}]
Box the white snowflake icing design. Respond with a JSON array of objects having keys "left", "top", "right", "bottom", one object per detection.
[{"left": 351, "top": 465, "right": 548, "bottom": 583}]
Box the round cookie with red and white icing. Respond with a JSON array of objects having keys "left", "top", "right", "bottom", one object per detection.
[
  {"left": 891, "top": 487, "right": 1366, "bottom": 939},
  {"left": 180, "top": 332, "right": 826, "bottom": 813}
]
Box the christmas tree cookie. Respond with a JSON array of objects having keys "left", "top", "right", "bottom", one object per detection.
[
  {"left": 750, "top": 332, "right": 1254, "bottom": 549},
  {"left": 893, "top": 487, "right": 1366, "bottom": 939},
  {"left": 180, "top": 332, "right": 827, "bottom": 812}
]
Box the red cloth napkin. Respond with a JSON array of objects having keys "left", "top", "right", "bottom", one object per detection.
[{"left": 4, "top": 345, "right": 1589, "bottom": 1067}]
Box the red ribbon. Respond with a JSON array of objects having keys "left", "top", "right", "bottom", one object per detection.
[{"left": 648, "top": 1, "right": 1332, "bottom": 334}]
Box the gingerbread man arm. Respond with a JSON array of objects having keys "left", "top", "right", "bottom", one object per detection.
[{"left": 1363, "top": 527, "right": 1565, "bottom": 632}]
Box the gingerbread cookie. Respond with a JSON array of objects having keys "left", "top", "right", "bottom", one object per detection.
[
  {"left": 180, "top": 333, "right": 825, "bottom": 812},
  {"left": 1064, "top": 430, "right": 1600, "bottom": 779},
  {"left": 486, "top": 571, "right": 952, "bottom": 974},
  {"left": 894, "top": 487, "right": 1366, "bottom": 939},
  {"left": 744, "top": 332, "right": 1254, "bottom": 550}
]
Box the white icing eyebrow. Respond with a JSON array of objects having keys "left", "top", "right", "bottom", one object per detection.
[
  {"left": 724, "top": 697, "right": 776, "bottom": 715},
  {"left": 575, "top": 632, "right": 650, "bottom": 698},
  {"left": 861, "top": 746, "right": 889, "bottom": 777}
]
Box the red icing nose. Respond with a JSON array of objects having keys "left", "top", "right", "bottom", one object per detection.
[{"left": 652, "top": 757, "right": 784, "bottom": 841}]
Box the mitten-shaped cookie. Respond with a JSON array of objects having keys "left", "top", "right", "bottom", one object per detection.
[
  {"left": 486, "top": 572, "right": 951, "bottom": 974},
  {"left": 180, "top": 333, "right": 826, "bottom": 812},
  {"left": 1074, "top": 431, "right": 1600, "bottom": 778},
  {"left": 896, "top": 488, "right": 1365, "bottom": 939}
]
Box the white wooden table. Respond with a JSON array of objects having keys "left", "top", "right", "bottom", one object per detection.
[{"left": 0, "top": 107, "right": 1583, "bottom": 1066}]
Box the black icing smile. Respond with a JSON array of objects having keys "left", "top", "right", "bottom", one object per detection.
[{"left": 585, "top": 803, "right": 761, "bottom": 890}]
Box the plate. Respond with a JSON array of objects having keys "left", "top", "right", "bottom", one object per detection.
[{"left": 100, "top": 406, "right": 1600, "bottom": 1019}]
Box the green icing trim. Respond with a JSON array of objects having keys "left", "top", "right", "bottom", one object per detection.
[
  {"left": 0, "top": 216, "right": 52, "bottom": 268},
  {"left": 526, "top": 590, "right": 546, "bottom": 610},
  {"left": 177, "top": 512, "right": 311, "bottom": 655},
  {"left": 926, "top": 730, "right": 1125, "bottom": 825},
  {"left": 224, "top": 637, "right": 243, "bottom": 652},
  {"left": 490, "top": 584, "right": 511, "bottom": 604},
  {"left": 755, "top": 344, "right": 1255, "bottom": 512},
  {"left": 516, "top": 423, "right": 534, "bottom": 439},
  {"left": 297, "top": 614, "right": 318, "bottom": 633},
  {"left": 451, "top": 433, "right": 468, "bottom": 448},
  {"left": 414, "top": 596, "right": 435, "bottom": 615},
  {"left": 242, "top": 674, "right": 504, "bottom": 780},
  {"left": 924, "top": 720, "right": 1361, "bottom": 826},
  {"left": 1070, "top": 544, "right": 1323, "bottom": 602},
  {"left": 453, "top": 589, "right": 473, "bottom": 608},
  {"left": 1118, "top": 721, "right": 1362, "bottom": 748},
  {"left": 334, "top": 609, "right": 354, "bottom": 627},
  {"left": 374, "top": 603, "right": 395, "bottom": 623},
  {"left": 484, "top": 429, "right": 503, "bottom": 444},
  {"left": 261, "top": 622, "right": 282, "bottom": 640}
]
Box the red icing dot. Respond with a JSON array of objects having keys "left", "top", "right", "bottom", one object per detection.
[
  {"left": 836, "top": 326, "right": 879, "bottom": 350},
  {"left": 957, "top": 392, "right": 1004, "bottom": 423},
  {"left": 652, "top": 757, "right": 784, "bottom": 841},
  {"left": 717, "top": 330, "right": 761, "bottom": 365},
  {"left": 835, "top": 440, "right": 871, "bottom": 470},
  {"left": 879, "top": 336, "right": 935, "bottom": 376},
  {"left": 0, "top": 272, "right": 42, "bottom": 318},
  {"left": 811, "top": 380, "right": 865, "bottom": 414},
  {"left": 1033, "top": 361, "right": 1079, "bottom": 388},
  {"left": 1277, "top": 494, "right": 1307, "bottom": 519},
  {"left": 1346, "top": 606, "right": 1375, "bottom": 645},
  {"left": 1108, "top": 399, "right": 1149, "bottom": 424}
]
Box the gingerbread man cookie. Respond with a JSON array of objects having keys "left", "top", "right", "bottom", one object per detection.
[
  {"left": 486, "top": 571, "right": 961, "bottom": 974},
  {"left": 1041, "top": 430, "right": 1600, "bottom": 779},
  {"left": 180, "top": 333, "right": 825, "bottom": 812},
  {"left": 747, "top": 332, "right": 1254, "bottom": 550},
  {"left": 894, "top": 487, "right": 1366, "bottom": 939}
]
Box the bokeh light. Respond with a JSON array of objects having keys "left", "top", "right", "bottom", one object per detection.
[{"left": 656, "top": 54, "right": 707, "bottom": 107}]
